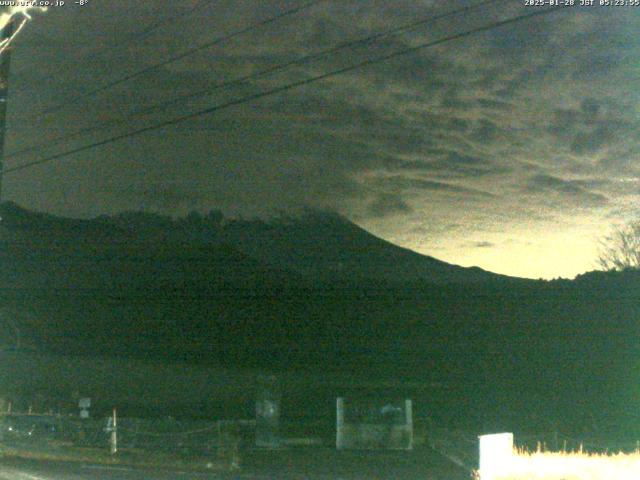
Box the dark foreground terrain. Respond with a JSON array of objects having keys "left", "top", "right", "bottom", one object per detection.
[
  {"left": 2, "top": 203, "right": 638, "bottom": 458},
  {"left": 0, "top": 447, "right": 470, "bottom": 480}
]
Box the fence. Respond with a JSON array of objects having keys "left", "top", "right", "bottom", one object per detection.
[
  {"left": 0, "top": 412, "right": 255, "bottom": 456},
  {"left": 336, "top": 398, "right": 413, "bottom": 450}
]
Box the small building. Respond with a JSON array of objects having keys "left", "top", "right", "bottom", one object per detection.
[{"left": 336, "top": 397, "right": 413, "bottom": 450}]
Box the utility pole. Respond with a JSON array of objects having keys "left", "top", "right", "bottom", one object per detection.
[{"left": 0, "top": 18, "right": 14, "bottom": 203}]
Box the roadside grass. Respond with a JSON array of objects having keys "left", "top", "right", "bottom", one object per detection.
[{"left": 473, "top": 448, "right": 640, "bottom": 479}]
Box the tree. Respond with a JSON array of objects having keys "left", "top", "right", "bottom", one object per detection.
[{"left": 598, "top": 220, "right": 640, "bottom": 271}]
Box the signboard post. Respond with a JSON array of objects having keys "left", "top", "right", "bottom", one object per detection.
[
  {"left": 110, "top": 408, "right": 117, "bottom": 454},
  {"left": 255, "top": 375, "right": 280, "bottom": 448}
]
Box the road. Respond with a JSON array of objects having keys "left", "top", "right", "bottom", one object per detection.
[
  {"left": 0, "top": 447, "right": 471, "bottom": 479},
  {"left": 0, "top": 458, "right": 237, "bottom": 480}
]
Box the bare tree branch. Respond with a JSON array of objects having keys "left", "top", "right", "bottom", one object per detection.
[{"left": 598, "top": 220, "right": 640, "bottom": 271}]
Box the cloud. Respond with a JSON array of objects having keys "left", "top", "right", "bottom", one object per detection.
[
  {"left": 570, "top": 126, "right": 615, "bottom": 155},
  {"left": 372, "top": 174, "right": 495, "bottom": 198},
  {"left": 470, "top": 119, "right": 502, "bottom": 144},
  {"left": 524, "top": 174, "right": 608, "bottom": 206},
  {"left": 471, "top": 241, "right": 494, "bottom": 248},
  {"left": 5, "top": 0, "right": 640, "bottom": 278},
  {"left": 379, "top": 147, "right": 509, "bottom": 181},
  {"left": 477, "top": 98, "right": 512, "bottom": 111},
  {"left": 543, "top": 97, "right": 638, "bottom": 173},
  {"left": 366, "top": 193, "right": 412, "bottom": 218}
]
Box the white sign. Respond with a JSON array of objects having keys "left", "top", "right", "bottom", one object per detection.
[{"left": 479, "top": 433, "right": 514, "bottom": 480}]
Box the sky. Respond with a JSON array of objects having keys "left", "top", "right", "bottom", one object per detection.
[{"left": 1, "top": 0, "right": 639, "bottom": 280}]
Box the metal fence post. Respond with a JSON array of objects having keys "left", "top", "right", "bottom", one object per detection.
[
  {"left": 110, "top": 408, "right": 117, "bottom": 454},
  {"left": 336, "top": 397, "right": 345, "bottom": 450}
]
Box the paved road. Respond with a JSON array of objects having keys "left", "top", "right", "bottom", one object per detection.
[
  {"left": 0, "top": 447, "right": 471, "bottom": 479},
  {"left": 0, "top": 458, "right": 237, "bottom": 480}
]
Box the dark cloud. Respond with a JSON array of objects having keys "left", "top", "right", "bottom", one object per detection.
[
  {"left": 262, "top": 92, "right": 382, "bottom": 128},
  {"left": 447, "top": 153, "right": 484, "bottom": 166},
  {"left": 370, "top": 175, "right": 495, "bottom": 199},
  {"left": 441, "top": 86, "right": 475, "bottom": 110},
  {"left": 379, "top": 145, "right": 508, "bottom": 180},
  {"left": 580, "top": 98, "right": 601, "bottom": 117},
  {"left": 472, "top": 241, "right": 494, "bottom": 249},
  {"left": 446, "top": 117, "right": 470, "bottom": 133},
  {"left": 494, "top": 79, "right": 520, "bottom": 101},
  {"left": 570, "top": 126, "right": 615, "bottom": 155},
  {"left": 546, "top": 98, "right": 636, "bottom": 159},
  {"left": 436, "top": 152, "right": 508, "bottom": 179},
  {"left": 524, "top": 175, "right": 608, "bottom": 206},
  {"left": 371, "top": 52, "right": 447, "bottom": 92},
  {"left": 469, "top": 119, "right": 500, "bottom": 144},
  {"left": 574, "top": 54, "right": 621, "bottom": 81},
  {"left": 477, "top": 98, "right": 512, "bottom": 111},
  {"left": 366, "top": 193, "right": 412, "bottom": 218}
]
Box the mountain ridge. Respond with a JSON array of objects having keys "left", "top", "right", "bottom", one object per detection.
[{"left": 0, "top": 201, "right": 517, "bottom": 285}]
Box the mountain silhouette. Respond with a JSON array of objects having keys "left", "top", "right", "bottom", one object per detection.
[{"left": 0, "top": 202, "right": 638, "bottom": 432}]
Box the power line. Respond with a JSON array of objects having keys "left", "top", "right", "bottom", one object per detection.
[
  {"left": 1, "top": 5, "right": 569, "bottom": 176},
  {"left": 5, "top": 0, "right": 505, "bottom": 161},
  {"left": 34, "top": 0, "right": 326, "bottom": 117},
  {"left": 14, "top": 1, "right": 209, "bottom": 87}
]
